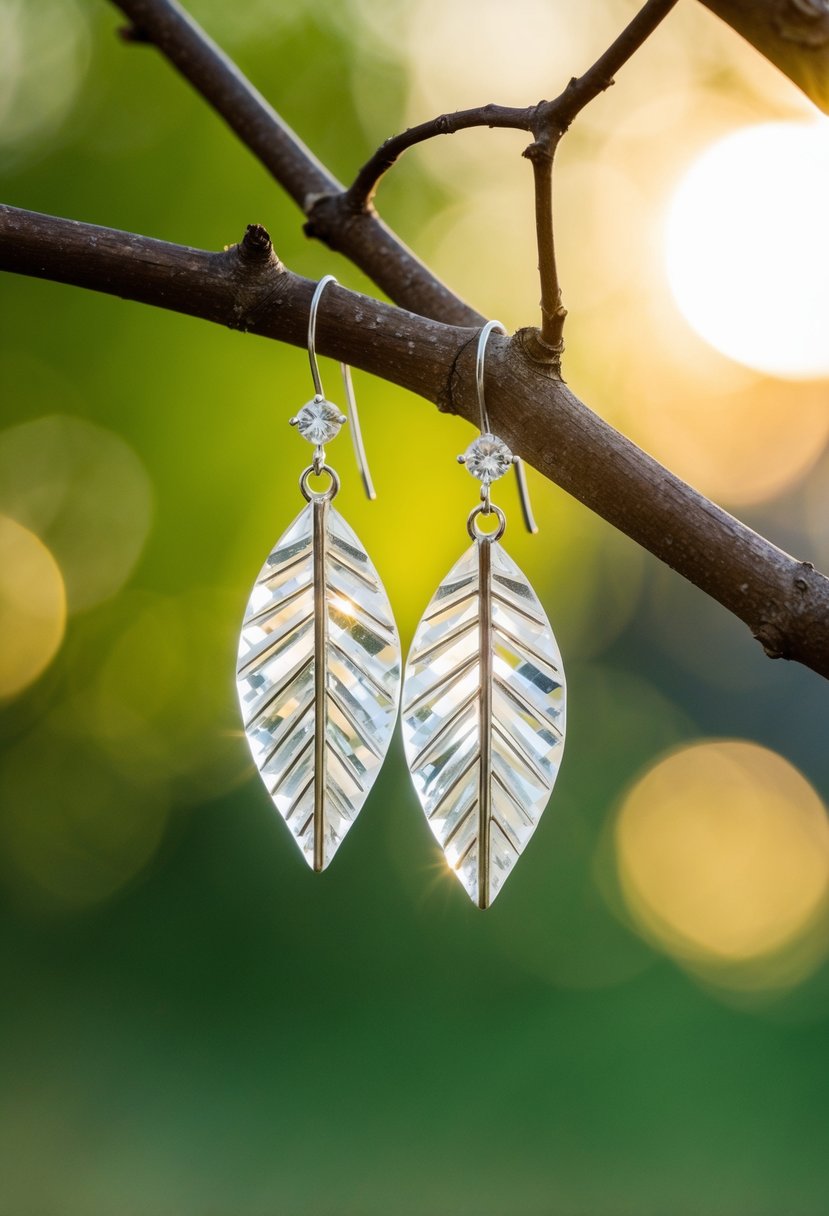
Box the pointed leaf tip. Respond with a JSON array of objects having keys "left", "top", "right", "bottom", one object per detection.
[
  {"left": 401, "top": 541, "right": 566, "bottom": 907},
  {"left": 237, "top": 502, "right": 401, "bottom": 870}
]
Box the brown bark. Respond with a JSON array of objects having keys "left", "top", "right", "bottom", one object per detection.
[
  {"left": 2, "top": 0, "right": 827, "bottom": 682},
  {"left": 2, "top": 205, "right": 828, "bottom": 680},
  {"left": 701, "top": 0, "right": 829, "bottom": 113}
]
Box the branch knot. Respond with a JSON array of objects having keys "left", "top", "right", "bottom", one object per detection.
[
  {"left": 516, "top": 327, "right": 565, "bottom": 377},
  {"left": 238, "top": 223, "right": 274, "bottom": 264}
]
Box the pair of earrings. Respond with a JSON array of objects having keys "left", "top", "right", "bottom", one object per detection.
[{"left": 236, "top": 277, "right": 567, "bottom": 908}]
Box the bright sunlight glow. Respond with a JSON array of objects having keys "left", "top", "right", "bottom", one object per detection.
[{"left": 665, "top": 121, "right": 829, "bottom": 380}]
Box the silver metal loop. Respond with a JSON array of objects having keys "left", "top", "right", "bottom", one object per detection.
[
  {"left": 475, "top": 320, "right": 507, "bottom": 436},
  {"left": 513, "top": 456, "right": 538, "bottom": 535},
  {"left": 306, "top": 275, "right": 376, "bottom": 501},
  {"left": 299, "top": 464, "right": 340, "bottom": 502},
  {"left": 307, "top": 275, "right": 336, "bottom": 399},
  {"left": 475, "top": 320, "right": 538, "bottom": 535},
  {"left": 467, "top": 503, "right": 506, "bottom": 543}
]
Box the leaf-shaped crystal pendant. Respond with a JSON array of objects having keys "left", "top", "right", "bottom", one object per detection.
[
  {"left": 237, "top": 499, "right": 401, "bottom": 871},
  {"left": 401, "top": 538, "right": 566, "bottom": 907}
]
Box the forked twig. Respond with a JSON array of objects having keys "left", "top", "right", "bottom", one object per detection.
[{"left": 1, "top": 0, "right": 826, "bottom": 688}]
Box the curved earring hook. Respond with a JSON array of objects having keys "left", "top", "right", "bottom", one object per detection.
[
  {"left": 476, "top": 321, "right": 538, "bottom": 535},
  {"left": 307, "top": 274, "right": 376, "bottom": 501}
]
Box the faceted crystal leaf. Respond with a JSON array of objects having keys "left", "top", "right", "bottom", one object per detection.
[
  {"left": 237, "top": 502, "right": 400, "bottom": 870},
  {"left": 401, "top": 540, "right": 565, "bottom": 907}
]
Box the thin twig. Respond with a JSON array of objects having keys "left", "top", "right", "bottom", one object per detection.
[
  {"left": 345, "top": 105, "right": 534, "bottom": 214},
  {"left": 340, "top": 0, "right": 681, "bottom": 349},
  {"left": 111, "top": 0, "right": 678, "bottom": 344},
  {"left": 542, "top": 0, "right": 682, "bottom": 131},
  {"left": 2, "top": 202, "right": 827, "bottom": 682},
  {"left": 10, "top": 0, "right": 822, "bottom": 690},
  {"left": 110, "top": 0, "right": 479, "bottom": 325},
  {"left": 524, "top": 0, "right": 681, "bottom": 347},
  {"left": 346, "top": 0, "right": 681, "bottom": 213},
  {"left": 524, "top": 145, "right": 567, "bottom": 353}
]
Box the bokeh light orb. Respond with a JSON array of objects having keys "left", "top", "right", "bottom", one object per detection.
[
  {"left": 0, "top": 0, "right": 89, "bottom": 171},
  {"left": 0, "top": 415, "right": 153, "bottom": 612},
  {"left": 0, "top": 514, "right": 66, "bottom": 699},
  {"left": 92, "top": 588, "right": 249, "bottom": 803},
  {"left": 616, "top": 741, "right": 829, "bottom": 978},
  {"left": 665, "top": 121, "right": 829, "bottom": 379}
]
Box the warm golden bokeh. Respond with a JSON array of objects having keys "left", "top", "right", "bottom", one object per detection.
[
  {"left": 0, "top": 514, "right": 66, "bottom": 699},
  {"left": 666, "top": 120, "right": 829, "bottom": 380},
  {"left": 4, "top": 0, "right": 829, "bottom": 1209},
  {"left": 621, "top": 368, "right": 829, "bottom": 507},
  {"left": 563, "top": 100, "right": 829, "bottom": 509},
  {"left": 90, "top": 588, "right": 250, "bottom": 803},
  {"left": 370, "top": 0, "right": 829, "bottom": 512},
  {"left": 402, "top": 0, "right": 624, "bottom": 118},
  {"left": 0, "top": 415, "right": 154, "bottom": 611},
  {"left": 616, "top": 741, "right": 829, "bottom": 988}
]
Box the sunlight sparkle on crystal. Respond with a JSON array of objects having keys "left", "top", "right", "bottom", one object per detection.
[
  {"left": 461, "top": 434, "right": 513, "bottom": 483},
  {"left": 293, "top": 397, "right": 345, "bottom": 444}
]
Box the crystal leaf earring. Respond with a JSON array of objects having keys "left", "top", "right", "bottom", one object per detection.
[
  {"left": 401, "top": 321, "right": 567, "bottom": 908},
  {"left": 236, "top": 275, "right": 401, "bottom": 872}
]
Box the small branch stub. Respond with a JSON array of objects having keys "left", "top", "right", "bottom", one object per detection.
[
  {"left": 517, "top": 327, "right": 565, "bottom": 374},
  {"left": 118, "top": 22, "right": 151, "bottom": 42},
  {"left": 238, "top": 223, "right": 274, "bottom": 264},
  {"left": 4, "top": 2, "right": 829, "bottom": 683}
]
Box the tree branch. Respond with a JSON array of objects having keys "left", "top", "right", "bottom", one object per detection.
[
  {"left": 523, "top": 0, "right": 680, "bottom": 347},
  {"left": 6, "top": 1, "right": 827, "bottom": 688},
  {"left": 345, "top": 0, "right": 681, "bottom": 217},
  {"left": 524, "top": 145, "right": 567, "bottom": 353},
  {"left": 700, "top": 0, "right": 829, "bottom": 114},
  {"left": 110, "top": 0, "right": 480, "bottom": 325},
  {"left": 539, "top": 0, "right": 682, "bottom": 132},
  {"left": 344, "top": 105, "right": 535, "bottom": 215},
  {"left": 110, "top": 0, "right": 679, "bottom": 337},
  {"left": 2, "top": 202, "right": 828, "bottom": 682},
  {"left": 342, "top": 0, "right": 681, "bottom": 348}
]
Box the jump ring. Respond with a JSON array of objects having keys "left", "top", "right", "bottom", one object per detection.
[
  {"left": 467, "top": 503, "right": 506, "bottom": 542},
  {"left": 299, "top": 464, "right": 340, "bottom": 502}
]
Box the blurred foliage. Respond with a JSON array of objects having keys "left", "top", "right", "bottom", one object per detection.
[{"left": 1, "top": 1, "right": 829, "bottom": 1213}]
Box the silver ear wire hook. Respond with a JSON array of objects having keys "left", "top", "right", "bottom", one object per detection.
[
  {"left": 475, "top": 319, "right": 501, "bottom": 435},
  {"left": 475, "top": 321, "right": 538, "bottom": 534},
  {"left": 340, "top": 361, "right": 376, "bottom": 502},
  {"left": 307, "top": 274, "right": 376, "bottom": 501}
]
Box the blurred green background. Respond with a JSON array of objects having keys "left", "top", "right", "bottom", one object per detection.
[{"left": 2, "top": 2, "right": 829, "bottom": 1213}]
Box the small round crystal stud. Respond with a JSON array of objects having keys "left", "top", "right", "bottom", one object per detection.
[
  {"left": 290, "top": 396, "right": 347, "bottom": 445},
  {"left": 458, "top": 433, "right": 514, "bottom": 484}
]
